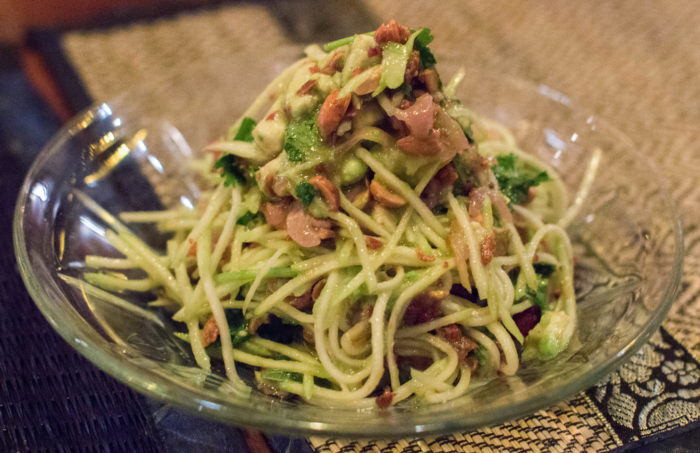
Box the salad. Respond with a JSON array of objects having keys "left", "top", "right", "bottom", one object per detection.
[{"left": 75, "top": 20, "right": 598, "bottom": 408}]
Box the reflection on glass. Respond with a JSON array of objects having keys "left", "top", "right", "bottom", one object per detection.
[
  {"left": 180, "top": 196, "right": 195, "bottom": 211},
  {"left": 79, "top": 215, "right": 107, "bottom": 237},
  {"left": 84, "top": 128, "right": 148, "bottom": 184},
  {"left": 537, "top": 84, "right": 572, "bottom": 106},
  {"left": 148, "top": 154, "right": 165, "bottom": 174},
  {"left": 544, "top": 128, "right": 567, "bottom": 150},
  {"left": 89, "top": 131, "right": 118, "bottom": 158},
  {"left": 30, "top": 182, "right": 48, "bottom": 202}
]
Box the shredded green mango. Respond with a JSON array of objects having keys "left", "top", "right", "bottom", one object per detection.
[{"left": 372, "top": 28, "right": 426, "bottom": 97}]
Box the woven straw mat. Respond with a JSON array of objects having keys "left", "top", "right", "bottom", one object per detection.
[{"left": 57, "top": 1, "right": 700, "bottom": 451}]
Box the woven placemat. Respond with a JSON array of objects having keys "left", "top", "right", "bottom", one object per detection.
[
  {"left": 0, "top": 53, "right": 163, "bottom": 451},
  {"left": 34, "top": 1, "right": 700, "bottom": 451}
]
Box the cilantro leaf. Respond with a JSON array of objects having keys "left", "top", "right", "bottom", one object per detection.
[
  {"left": 474, "top": 344, "right": 488, "bottom": 367},
  {"left": 414, "top": 28, "right": 436, "bottom": 69},
  {"left": 524, "top": 276, "right": 550, "bottom": 310},
  {"left": 414, "top": 28, "right": 434, "bottom": 47},
  {"left": 236, "top": 211, "right": 261, "bottom": 226},
  {"left": 214, "top": 155, "right": 246, "bottom": 186},
  {"left": 232, "top": 117, "right": 257, "bottom": 142},
  {"left": 295, "top": 181, "right": 317, "bottom": 206},
  {"left": 492, "top": 153, "right": 549, "bottom": 207},
  {"left": 463, "top": 124, "right": 475, "bottom": 144},
  {"left": 521, "top": 263, "right": 556, "bottom": 310},
  {"left": 284, "top": 116, "right": 322, "bottom": 162},
  {"left": 225, "top": 309, "right": 251, "bottom": 347},
  {"left": 216, "top": 117, "right": 257, "bottom": 186}
]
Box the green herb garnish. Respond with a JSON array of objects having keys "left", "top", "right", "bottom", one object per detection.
[
  {"left": 463, "top": 124, "right": 475, "bottom": 144},
  {"left": 284, "top": 116, "right": 322, "bottom": 163},
  {"left": 492, "top": 153, "right": 549, "bottom": 207},
  {"left": 524, "top": 275, "right": 550, "bottom": 310},
  {"left": 214, "top": 155, "right": 246, "bottom": 186},
  {"left": 231, "top": 117, "right": 257, "bottom": 142},
  {"left": 216, "top": 117, "right": 257, "bottom": 186},
  {"left": 225, "top": 309, "right": 251, "bottom": 347},
  {"left": 474, "top": 344, "right": 488, "bottom": 367},
  {"left": 413, "top": 28, "right": 436, "bottom": 69},
  {"left": 296, "top": 181, "right": 317, "bottom": 206},
  {"left": 236, "top": 211, "right": 261, "bottom": 226}
]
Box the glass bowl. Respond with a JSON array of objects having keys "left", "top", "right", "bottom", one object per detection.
[{"left": 13, "top": 70, "right": 682, "bottom": 438}]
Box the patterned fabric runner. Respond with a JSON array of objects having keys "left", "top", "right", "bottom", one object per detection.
[{"left": 47, "top": 1, "right": 699, "bottom": 451}]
